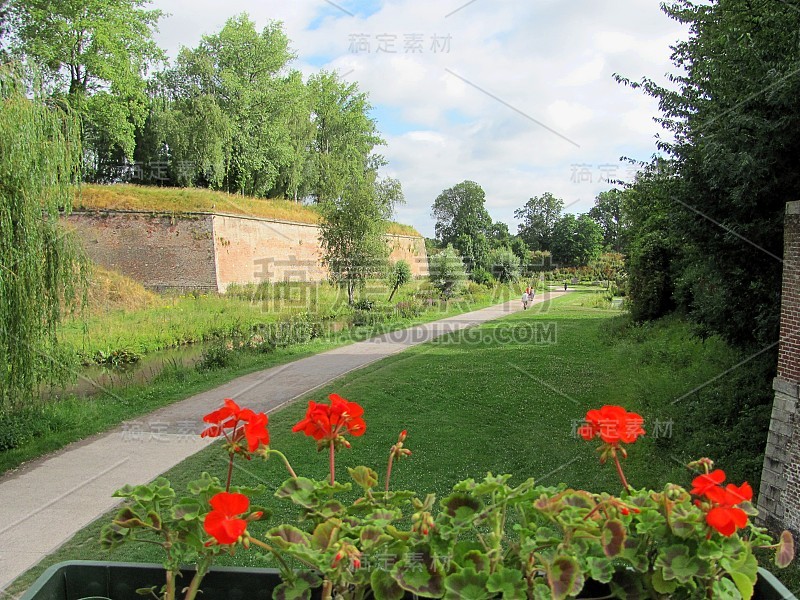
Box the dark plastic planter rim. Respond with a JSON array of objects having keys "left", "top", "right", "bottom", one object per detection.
[{"left": 19, "top": 560, "right": 798, "bottom": 600}]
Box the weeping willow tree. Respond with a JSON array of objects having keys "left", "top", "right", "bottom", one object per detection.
[{"left": 0, "top": 67, "right": 86, "bottom": 411}]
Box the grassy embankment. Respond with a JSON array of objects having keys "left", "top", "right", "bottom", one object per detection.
[
  {"left": 74, "top": 184, "right": 419, "bottom": 236},
  {"left": 11, "top": 290, "right": 796, "bottom": 594}
]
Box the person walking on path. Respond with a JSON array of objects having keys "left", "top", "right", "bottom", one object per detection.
[{"left": 521, "top": 290, "right": 530, "bottom": 310}]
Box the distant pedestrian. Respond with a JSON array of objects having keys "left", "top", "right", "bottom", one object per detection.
[
  {"left": 521, "top": 290, "right": 530, "bottom": 310},
  {"left": 530, "top": 284, "right": 535, "bottom": 299},
  {"left": 564, "top": 281, "right": 568, "bottom": 291}
]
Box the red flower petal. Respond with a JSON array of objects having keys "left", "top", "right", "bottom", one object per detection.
[
  {"left": 204, "top": 510, "right": 247, "bottom": 544},
  {"left": 209, "top": 491, "right": 249, "bottom": 516},
  {"left": 690, "top": 469, "right": 726, "bottom": 497}
]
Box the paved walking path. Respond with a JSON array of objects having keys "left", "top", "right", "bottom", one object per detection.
[{"left": 0, "top": 291, "right": 566, "bottom": 591}]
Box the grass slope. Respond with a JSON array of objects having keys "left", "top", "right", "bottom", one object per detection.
[
  {"left": 12, "top": 291, "right": 795, "bottom": 594},
  {"left": 75, "top": 184, "right": 421, "bottom": 236}
]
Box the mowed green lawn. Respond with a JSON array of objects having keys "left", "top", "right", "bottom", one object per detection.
[{"left": 8, "top": 291, "right": 761, "bottom": 591}]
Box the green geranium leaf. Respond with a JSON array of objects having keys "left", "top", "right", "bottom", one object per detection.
[
  {"left": 697, "top": 540, "right": 723, "bottom": 561},
  {"left": 187, "top": 472, "right": 221, "bottom": 496},
  {"left": 349, "top": 466, "right": 379, "bottom": 491},
  {"left": 365, "top": 508, "right": 402, "bottom": 527},
  {"left": 655, "top": 545, "right": 701, "bottom": 583},
  {"left": 712, "top": 577, "right": 743, "bottom": 600},
  {"left": 268, "top": 525, "right": 312, "bottom": 548},
  {"left": 99, "top": 523, "right": 128, "bottom": 550},
  {"left": 229, "top": 483, "right": 267, "bottom": 496},
  {"left": 441, "top": 492, "right": 482, "bottom": 524},
  {"left": 461, "top": 550, "right": 490, "bottom": 573},
  {"left": 360, "top": 525, "right": 392, "bottom": 551},
  {"left": 545, "top": 555, "right": 583, "bottom": 600},
  {"left": 273, "top": 572, "right": 319, "bottom": 600},
  {"left": 471, "top": 473, "right": 512, "bottom": 496},
  {"left": 668, "top": 503, "right": 702, "bottom": 539},
  {"left": 443, "top": 567, "right": 491, "bottom": 600},
  {"left": 601, "top": 519, "right": 625, "bottom": 557},
  {"left": 275, "top": 477, "right": 318, "bottom": 509},
  {"left": 586, "top": 557, "right": 614, "bottom": 584},
  {"left": 651, "top": 568, "right": 678, "bottom": 594},
  {"left": 371, "top": 568, "right": 406, "bottom": 600},
  {"left": 486, "top": 567, "right": 527, "bottom": 599},
  {"left": 311, "top": 519, "right": 340, "bottom": 550},
  {"left": 729, "top": 571, "right": 754, "bottom": 600},
  {"left": 113, "top": 507, "right": 144, "bottom": 528},
  {"left": 391, "top": 546, "right": 445, "bottom": 597},
  {"left": 170, "top": 499, "right": 202, "bottom": 521}
]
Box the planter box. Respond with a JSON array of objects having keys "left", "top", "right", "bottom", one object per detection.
[{"left": 20, "top": 561, "right": 798, "bottom": 600}]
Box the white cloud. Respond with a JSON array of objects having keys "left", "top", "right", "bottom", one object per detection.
[{"left": 147, "top": 0, "right": 688, "bottom": 236}]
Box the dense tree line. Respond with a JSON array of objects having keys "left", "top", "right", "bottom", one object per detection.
[
  {"left": 616, "top": 0, "right": 800, "bottom": 486},
  {"left": 2, "top": 5, "right": 385, "bottom": 203},
  {"left": 619, "top": 0, "right": 799, "bottom": 348},
  {"left": 431, "top": 181, "right": 620, "bottom": 279}
]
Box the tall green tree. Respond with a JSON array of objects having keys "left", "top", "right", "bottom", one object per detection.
[
  {"left": 308, "top": 71, "right": 384, "bottom": 203},
  {"left": 514, "top": 192, "right": 564, "bottom": 251},
  {"left": 551, "top": 213, "right": 603, "bottom": 267},
  {"left": 319, "top": 175, "right": 403, "bottom": 304},
  {"left": 431, "top": 180, "right": 492, "bottom": 270},
  {"left": 151, "top": 15, "right": 297, "bottom": 196},
  {"left": 6, "top": 0, "right": 164, "bottom": 180},
  {"left": 589, "top": 189, "right": 624, "bottom": 253},
  {"left": 0, "top": 68, "right": 86, "bottom": 410}
]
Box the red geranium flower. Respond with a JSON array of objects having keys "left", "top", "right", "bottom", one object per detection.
[
  {"left": 706, "top": 505, "right": 749, "bottom": 537},
  {"left": 201, "top": 398, "right": 244, "bottom": 438},
  {"left": 239, "top": 410, "right": 270, "bottom": 452},
  {"left": 292, "top": 393, "right": 366, "bottom": 443},
  {"left": 580, "top": 405, "right": 645, "bottom": 445},
  {"left": 204, "top": 492, "right": 249, "bottom": 545},
  {"left": 689, "top": 469, "right": 727, "bottom": 497},
  {"left": 200, "top": 400, "right": 270, "bottom": 453}
]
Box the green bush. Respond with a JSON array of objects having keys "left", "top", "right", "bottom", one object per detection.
[
  {"left": 470, "top": 267, "right": 494, "bottom": 287},
  {"left": 627, "top": 232, "right": 676, "bottom": 322},
  {"left": 428, "top": 245, "right": 467, "bottom": 298},
  {"left": 197, "top": 341, "right": 237, "bottom": 371},
  {"left": 352, "top": 299, "right": 375, "bottom": 311},
  {"left": 486, "top": 247, "right": 520, "bottom": 283}
]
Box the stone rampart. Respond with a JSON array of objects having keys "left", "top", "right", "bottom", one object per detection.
[{"left": 66, "top": 210, "right": 429, "bottom": 293}]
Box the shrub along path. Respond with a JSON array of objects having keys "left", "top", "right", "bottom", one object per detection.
[{"left": 0, "top": 290, "right": 566, "bottom": 591}]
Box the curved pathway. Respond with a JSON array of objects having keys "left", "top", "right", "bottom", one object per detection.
[{"left": 0, "top": 290, "right": 567, "bottom": 591}]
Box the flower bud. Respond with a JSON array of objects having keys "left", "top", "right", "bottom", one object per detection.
[{"left": 399, "top": 430, "right": 408, "bottom": 442}]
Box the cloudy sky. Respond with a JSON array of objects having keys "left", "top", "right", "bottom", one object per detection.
[{"left": 149, "top": 0, "right": 687, "bottom": 237}]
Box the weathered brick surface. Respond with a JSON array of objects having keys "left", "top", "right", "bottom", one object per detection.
[
  {"left": 67, "top": 211, "right": 218, "bottom": 292},
  {"left": 66, "top": 210, "right": 429, "bottom": 293},
  {"left": 758, "top": 201, "right": 800, "bottom": 537}
]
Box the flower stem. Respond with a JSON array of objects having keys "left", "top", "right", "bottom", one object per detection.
[
  {"left": 165, "top": 570, "right": 176, "bottom": 600},
  {"left": 385, "top": 449, "right": 395, "bottom": 493},
  {"left": 183, "top": 556, "right": 212, "bottom": 600},
  {"left": 268, "top": 449, "right": 298, "bottom": 478},
  {"left": 225, "top": 453, "right": 234, "bottom": 492},
  {"left": 613, "top": 449, "right": 631, "bottom": 493},
  {"left": 329, "top": 440, "right": 335, "bottom": 486}
]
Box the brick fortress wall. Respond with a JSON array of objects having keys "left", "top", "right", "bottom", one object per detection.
[
  {"left": 66, "top": 210, "right": 429, "bottom": 293},
  {"left": 758, "top": 201, "right": 800, "bottom": 536}
]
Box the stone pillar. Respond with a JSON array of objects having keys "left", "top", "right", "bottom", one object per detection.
[{"left": 758, "top": 201, "right": 800, "bottom": 536}]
